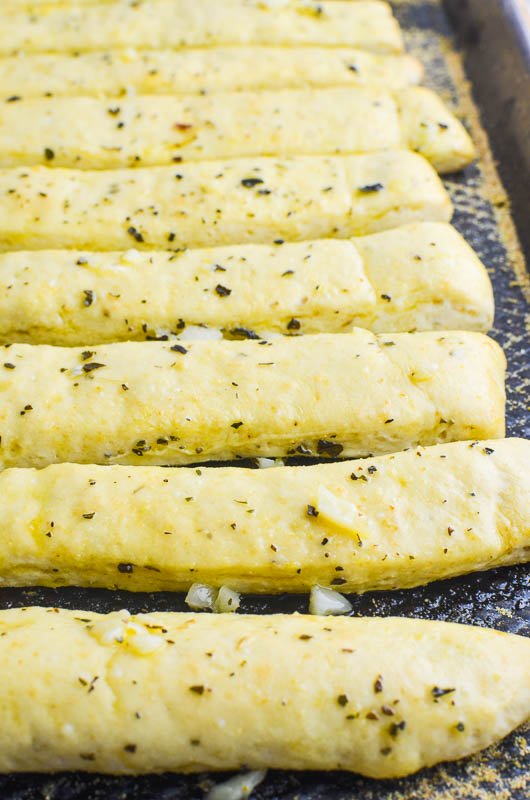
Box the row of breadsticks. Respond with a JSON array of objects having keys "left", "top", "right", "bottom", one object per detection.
[{"left": 0, "top": 0, "right": 528, "bottom": 788}]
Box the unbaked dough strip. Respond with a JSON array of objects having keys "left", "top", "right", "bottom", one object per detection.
[
  {"left": 0, "top": 609, "right": 528, "bottom": 778},
  {"left": 0, "top": 48, "right": 423, "bottom": 99},
  {"left": 0, "top": 439, "right": 527, "bottom": 593},
  {"left": 0, "top": 1, "right": 403, "bottom": 56},
  {"left": 0, "top": 87, "right": 474, "bottom": 174},
  {"left": 4, "top": 0, "right": 109, "bottom": 5},
  {"left": 0, "top": 222, "right": 494, "bottom": 346},
  {"left": 9, "top": 0, "right": 394, "bottom": 5},
  {"left": 0, "top": 151, "right": 452, "bottom": 251},
  {"left": 0, "top": 330, "right": 505, "bottom": 469}
]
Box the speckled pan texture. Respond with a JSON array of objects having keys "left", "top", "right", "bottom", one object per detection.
[{"left": 0, "top": 1, "right": 528, "bottom": 799}]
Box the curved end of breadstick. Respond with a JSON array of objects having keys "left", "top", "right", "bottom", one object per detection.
[
  {"left": 397, "top": 87, "right": 476, "bottom": 173},
  {"left": 376, "top": 620, "right": 530, "bottom": 779}
]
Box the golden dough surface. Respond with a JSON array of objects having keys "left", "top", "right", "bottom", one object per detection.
[
  {"left": 0, "top": 222, "right": 494, "bottom": 345},
  {"left": 0, "top": 152, "right": 452, "bottom": 251},
  {"left": 0, "top": 1, "right": 404, "bottom": 55},
  {"left": 5, "top": 0, "right": 107, "bottom": 4},
  {"left": 0, "top": 608, "right": 528, "bottom": 777},
  {"left": 0, "top": 439, "right": 527, "bottom": 592},
  {"left": 0, "top": 330, "right": 505, "bottom": 468},
  {"left": 0, "top": 87, "right": 474, "bottom": 173},
  {"left": 0, "top": 48, "right": 423, "bottom": 98}
]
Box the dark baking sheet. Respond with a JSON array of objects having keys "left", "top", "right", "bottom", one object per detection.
[{"left": 0, "top": 1, "right": 529, "bottom": 798}]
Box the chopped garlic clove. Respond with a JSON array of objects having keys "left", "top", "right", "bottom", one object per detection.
[
  {"left": 178, "top": 325, "right": 223, "bottom": 341},
  {"left": 207, "top": 769, "right": 267, "bottom": 800},
  {"left": 214, "top": 586, "right": 241, "bottom": 614},
  {"left": 121, "top": 248, "right": 142, "bottom": 264},
  {"left": 309, "top": 585, "right": 353, "bottom": 616},
  {"left": 124, "top": 622, "right": 165, "bottom": 655},
  {"left": 89, "top": 614, "right": 164, "bottom": 654},
  {"left": 89, "top": 617, "right": 127, "bottom": 646},
  {"left": 317, "top": 485, "right": 366, "bottom": 541},
  {"left": 185, "top": 582, "right": 218, "bottom": 611},
  {"left": 255, "top": 457, "right": 284, "bottom": 468}
]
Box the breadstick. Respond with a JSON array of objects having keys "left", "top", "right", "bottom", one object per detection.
[
  {"left": 5, "top": 0, "right": 104, "bottom": 5},
  {"left": 0, "top": 439, "right": 527, "bottom": 592},
  {"left": 0, "top": 222, "right": 494, "bottom": 345},
  {"left": 0, "top": 87, "right": 474, "bottom": 173},
  {"left": 0, "top": 48, "right": 423, "bottom": 99},
  {"left": 0, "top": 151, "right": 452, "bottom": 251},
  {"left": 0, "top": 1, "right": 403, "bottom": 56},
  {"left": 0, "top": 330, "right": 505, "bottom": 469},
  {"left": 0, "top": 608, "right": 528, "bottom": 778}
]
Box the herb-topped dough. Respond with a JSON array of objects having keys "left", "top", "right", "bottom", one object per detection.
[
  {"left": 0, "top": 439, "right": 527, "bottom": 593},
  {"left": 0, "top": 331, "right": 505, "bottom": 469},
  {"left": 0, "top": 152, "right": 452, "bottom": 251},
  {"left": 0, "top": 48, "right": 423, "bottom": 99},
  {"left": 5, "top": 0, "right": 107, "bottom": 5},
  {"left": 0, "top": 87, "right": 474, "bottom": 173},
  {"left": 0, "top": 222, "right": 494, "bottom": 345},
  {"left": 0, "top": 609, "right": 528, "bottom": 777},
  {"left": 0, "top": 1, "right": 403, "bottom": 56}
]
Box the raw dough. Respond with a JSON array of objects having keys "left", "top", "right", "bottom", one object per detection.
[
  {"left": 0, "top": 330, "right": 505, "bottom": 468},
  {"left": 0, "top": 151, "right": 452, "bottom": 250},
  {"left": 0, "top": 48, "right": 423, "bottom": 99},
  {"left": 0, "top": 439, "right": 526, "bottom": 592},
  {"left": 0, "top": 1, "right": 403, "bottom": 56},
  {"left": 0, "top": 222, "right": 494, "bottom": 345},
  {"left": 0, "top": 87, "right": 474, "bottom": 173},
  {"left": 0, "top": 609, "right": 528, "bottom": 778}
]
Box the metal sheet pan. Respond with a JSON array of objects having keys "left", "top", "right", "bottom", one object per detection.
[{"left": 0, "top": 1, "right": 528, "bottom": 797}]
